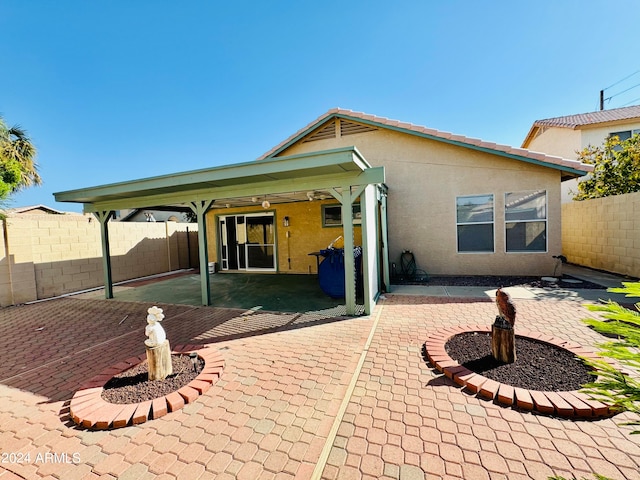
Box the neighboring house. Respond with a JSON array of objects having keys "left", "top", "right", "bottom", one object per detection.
[
  {"left": 116, "top": 208, "right": 190, "bottom": 223},
  {"left": 522, "top": 104, "right": 640, "bottom": 202},
  {"left": 6, "top": 204, "right": 67, "bottom": 215},
  {"left": 55, "top": 108, "right": 591, "bottom": 312}
]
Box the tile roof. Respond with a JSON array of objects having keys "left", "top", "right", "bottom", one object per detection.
[
  {"left": 259, "top": 108, "right": 592, "bottom": 175},
  {"left": 5, "top": 204, "right": 66, "bottom": 215},
  {"left": 532, "top": 104, "right": 640, "bottom": 129}
]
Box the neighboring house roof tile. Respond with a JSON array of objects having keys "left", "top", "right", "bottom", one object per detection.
[
  {"left": 6, "top": 204, "right": 65, "bottom": 215},
  {"left": 259, "top": 108, "right": 592, "bottom": 176},
  {"left": 531, "top": 105, "right": 640, "bottom": 129},
  {"left": 521, "top": 104, "right": 640, "bottom": 148}
]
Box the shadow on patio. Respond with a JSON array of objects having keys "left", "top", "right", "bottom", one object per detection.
[
  {"left": 0, "top": 271, "right": 365, "bottom": 404},
  {"left": 92, "top": 271, "right": 364, "bottom": 315}
]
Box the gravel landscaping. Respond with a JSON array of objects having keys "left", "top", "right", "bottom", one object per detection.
[
  {"left": 445, "top": 331, "right": 593, "bottom": 391},
  {"left": 102, "top": 354, "right": 205, "bottom": 404}
]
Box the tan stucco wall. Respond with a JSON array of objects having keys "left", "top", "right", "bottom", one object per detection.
[
  {"left": 206, "top": 202, "right": 362, "bottom": 274},
  {"left": 526, "top": 128, "right": 582, "bottom": 159},
  {"left": 562, "top": 192, "right": 640, "bottom": 277},
  {"left": 0, "top": 215, "right": 197, "bottom": 306},
  {"left": 275, "top": 127, "right": 561, "bottom": 276}
]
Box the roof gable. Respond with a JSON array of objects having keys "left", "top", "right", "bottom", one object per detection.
[
  {"left": 7, "top": 204, "right": 65, "bottom": 215},
  {"left": 522, "top": 104, "right": 640, "bottom": 147},
  {"left": 260, "top": 108, "right": 592, "bottom": 178},
  {"left": 302, "top": 118, "right": 378, "bottom": 144}
]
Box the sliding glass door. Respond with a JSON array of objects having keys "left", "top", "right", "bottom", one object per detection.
[{"left": 219, "top": 213, "right": 276, "bottom": 271}]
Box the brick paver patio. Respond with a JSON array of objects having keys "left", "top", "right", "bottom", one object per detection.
[{"left": 0, "top": 295, "right": 639, "bottom": 479}]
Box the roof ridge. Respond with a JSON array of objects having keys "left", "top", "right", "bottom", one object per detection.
[
  {"left": 533, "top": 104, "right": 640, "bottom": 128},
  {"left": 258, "top": 108, "right": 592, "bottom": 175}
]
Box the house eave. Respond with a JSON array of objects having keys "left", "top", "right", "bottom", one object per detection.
[{"left": 263, "top": 111, "right": 591, "bottom": 178}]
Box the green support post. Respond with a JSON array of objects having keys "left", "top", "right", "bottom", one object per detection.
[
  {"left": 190, "top": 200, "right": 214, "bottom": 306},
  {"left": 331, "top": 184, "right": 366, "bottom": 315},
  {"left": 94, "top": 211, "right": 114, "bottom": 299}
]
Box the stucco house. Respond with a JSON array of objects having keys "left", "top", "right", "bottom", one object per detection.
[
  {"left": 6, "top": 204, "right": 67, "bottom": 215},
  {"left": 250, "top": 109, "right": 590, "bottom": 277},
  {"left": 55, "top": 108, "right": 591, "bottom": 313},
  {"left": 522, "top": 104, "right": 640, "bottom": 202}
]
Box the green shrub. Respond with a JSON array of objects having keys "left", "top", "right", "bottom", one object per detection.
[{"left": 581, "top": 282, "right": 640, "bottom": 434}]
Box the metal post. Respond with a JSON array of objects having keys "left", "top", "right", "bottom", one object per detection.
[
  {"left": 189, "top": 200, "right": 214, "bottom": 306},
  {"left": 331, "top": 184, "right": 367, "bottom": 315},
  {"left": 94, "top": 211, "right": 114, "bottom": 299}
]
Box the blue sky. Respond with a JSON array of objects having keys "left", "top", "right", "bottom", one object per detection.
[{"left": 2, "top": 1, "right": 640, "bottom": 212}]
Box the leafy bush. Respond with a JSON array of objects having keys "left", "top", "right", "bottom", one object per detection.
[{"left": 581, "top": 282, "right": 640, "bottom": 434}]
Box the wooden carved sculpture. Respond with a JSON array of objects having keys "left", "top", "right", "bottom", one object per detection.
[
  {"left": 492, "top": 288, "right": 516, "bottom": 363},
  {"left": 495, "top": 287, "right": 516, "bottom": 327}
]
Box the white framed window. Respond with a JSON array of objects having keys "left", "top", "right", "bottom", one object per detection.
[
  {"left": 609, "top": 129, "right": 640, "bottom": 142},
  {"left": 456, "top": 194, "right": 494, "bottom": 253},
  {"left": 322, "top": 204, "right": 361, "bottom": 227},
  {"left": 505, "top": 190, "right": 547, "bottom": 253}
]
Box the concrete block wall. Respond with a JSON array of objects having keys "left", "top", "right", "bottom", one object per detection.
[
  {"left": 0, "top": 214, "right": 198, "bottom": 306},
  {"left": 562, "top": 191, "right": 640, "bottom": 277},
  {"left": 1, "top": 217, "right": 38, "bottom": 305},
  {"left": 0, "top": 220, "right": 9, "bottom": 306}
]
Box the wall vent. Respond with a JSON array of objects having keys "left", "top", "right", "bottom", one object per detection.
[
  {"left": 303, "top": 121, "right": 336, "bottom": 143},
  {"left": 340, "top": 120, "right": 377, "bottom": 136}
]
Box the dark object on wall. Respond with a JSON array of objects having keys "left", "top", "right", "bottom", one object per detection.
[{"left": 392, "top": 250, "right": 429, "bottom": 283}]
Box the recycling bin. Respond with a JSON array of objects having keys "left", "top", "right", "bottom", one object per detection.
[{"left": 318, "top": 247, "right": 363, "bottom": 299}]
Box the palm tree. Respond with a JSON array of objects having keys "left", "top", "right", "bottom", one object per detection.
[{"left": 0, "top": 116, "right": 41, "bottom": 191}]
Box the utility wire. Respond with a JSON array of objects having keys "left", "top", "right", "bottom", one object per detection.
[
  {"left": 621, "top": 96, "right": 640, "bottom": 107},
  {"left": 603, "top": 69, "right": 640, "bottom": 91},
  {"left": 604, "top": 81, "right": 640, "bottom": 101}
]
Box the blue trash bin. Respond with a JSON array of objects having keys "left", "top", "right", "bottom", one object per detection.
[{"left": 318, "top": 247, "right": 363, "bottom": 299}]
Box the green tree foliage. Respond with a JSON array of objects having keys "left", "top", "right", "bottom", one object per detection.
[
  {"left": 581, "top": 282, "right": 640, "bottom": 434},
  {"left": 574, "top": 134, "right": 640, "bottom": 200},
  {"left": 0, "top": 116, "right": 40, "bottom": 199}
]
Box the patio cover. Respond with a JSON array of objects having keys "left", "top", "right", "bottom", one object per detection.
[{"left": 55, "top": 147, "right": 387, "bottom": 314}]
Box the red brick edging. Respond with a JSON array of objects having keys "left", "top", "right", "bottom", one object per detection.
[
  {"left": 69, "top": 344, "right": 224, "bottom": 429},
  {"left": 424, "top": 325, "right": 614, "bottom": 419}
]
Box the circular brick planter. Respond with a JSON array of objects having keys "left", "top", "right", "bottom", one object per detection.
[
  {"left": 69, "top": 344, "right": 224, "bottom": 429},
  {"left": 424, "top": 325, "right": 615, "bottom": 419}
]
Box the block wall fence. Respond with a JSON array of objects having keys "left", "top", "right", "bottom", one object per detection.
[
  {"left": 561, "top": 191, "right": 640, "bottom": 278},
  {"left": 0, "top": 215, "right": 198, "bottom": 307}
]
